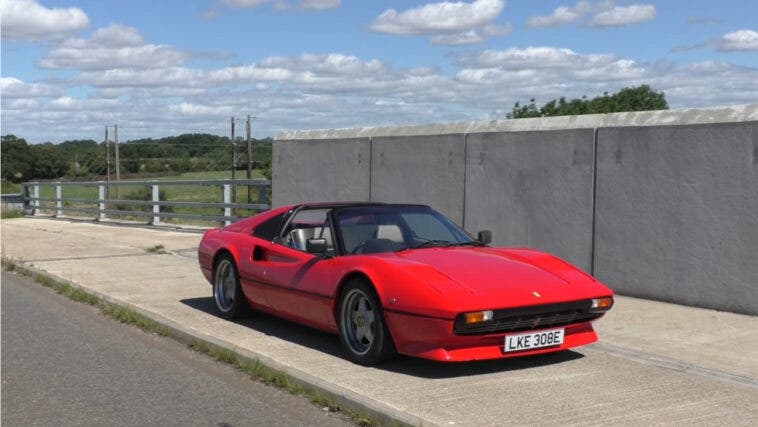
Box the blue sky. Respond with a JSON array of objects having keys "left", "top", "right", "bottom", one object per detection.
[{"left": 2, "top": 0, "right": 757, "bottom": 142}]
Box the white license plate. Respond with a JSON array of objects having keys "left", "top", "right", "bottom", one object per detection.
[{"left": 504, "top": 328, "right": 565, "bottom": 353}]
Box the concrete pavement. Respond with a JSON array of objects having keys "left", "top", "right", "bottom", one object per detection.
[{"left": 2, "top": 217, "right": 757, "bottom": 426}]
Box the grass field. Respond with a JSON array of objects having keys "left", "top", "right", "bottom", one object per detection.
[
  {"left": 1, "top": 180, "right": 21, "bottom": 194},
  {"left": 23, "top": 170, "right": 269, "bottom": 226}
]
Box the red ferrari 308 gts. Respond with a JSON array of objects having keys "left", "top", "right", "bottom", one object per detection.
[{"left": 198, "top": 202, "right": 614, "bottom": 365}]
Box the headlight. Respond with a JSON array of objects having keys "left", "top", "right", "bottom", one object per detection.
[
  {"left": 463, "top": 310, "right": 493, "bottom": 324},
  {"left": 590, "top": 297, "right": 614, "bottom": 312}
]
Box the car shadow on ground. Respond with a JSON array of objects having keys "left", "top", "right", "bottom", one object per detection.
[
  {"left": 180, "top": 297, "right": 586, "bottom": 379},
  {"left": 181, "top": 297, "right": 346, "bottom": 359}
]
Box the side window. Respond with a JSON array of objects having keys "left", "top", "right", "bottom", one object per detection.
[
  {"left": 252, "top": 212, "right": 285, "bottom": 240},
  {"left": 280, "top": 208, "right": 334, "bottom": 254}
]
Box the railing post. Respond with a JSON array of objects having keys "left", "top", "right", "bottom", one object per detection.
[
  {"left": 257, "top": 182, "right": 268, "bottom": 208},
  {"left": 222, "top": 184, "right": 232, "bottom": 226},
  {"left": 97, "top": 184, "right": 106, "bottom": 221},
  {"left": 150, "top": 184, "right": 161, "bottom": 225},
  {"left": 22, "top": 184, "right": 32, "bottom": 215},
  {"left": 55, "top": 183, "right": 63, "bottom": 217},
  {"left": 33, "top": 184, "right": 40, "bottom": 215}
]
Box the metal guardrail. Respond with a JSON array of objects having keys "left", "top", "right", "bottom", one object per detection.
[{"left": 21, "top": 179, "right": 271, "bottom": 226}]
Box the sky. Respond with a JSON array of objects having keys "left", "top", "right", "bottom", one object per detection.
[{"left": 1, "top": 0, "right": 757, "bottom": 143}]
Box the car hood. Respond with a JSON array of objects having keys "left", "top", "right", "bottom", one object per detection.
[{"left": 378, "top": 246, "right": 607, "bottom": 313}]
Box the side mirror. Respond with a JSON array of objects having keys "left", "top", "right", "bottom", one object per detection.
[
  {"left": 306, "top": 238, "right": 328, "bottom": 255},
  {"left": 477, "top": 230, "right": 492, "bottom": 245}
]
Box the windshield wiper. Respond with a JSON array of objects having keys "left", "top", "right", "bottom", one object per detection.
[
  {"left": 398, "top": 239, "right": 485, "bottom": 251},
  {"left": 453, "top": 241, "right": 486, "bottom": 247},
  {"left": 399, "top": 240, "right": 454, "bottom": 251}
]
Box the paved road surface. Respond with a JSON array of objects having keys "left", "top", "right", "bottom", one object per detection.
[{"left": 1, "top": 271, "right": 352, "bottom": 427}]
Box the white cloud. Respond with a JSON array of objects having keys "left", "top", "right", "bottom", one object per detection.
[
  {"left": 75, "top": 67, "right": 205, "bottom": 88},
  {"left": 431, "top": 30, "right": 485, "bottom": 45},
  {"left": 370, "top": 0, "right": 504, "bottom": 34},
  {"left": 38, "top": 24, "right": 190, "bottom": 70},
  {"left": 260, "top": 53, "right": 388, "bottom": 75},
  {"left": 4, "top": 39, "right": 757, "bottom": 143},
  {"left": 0, "top": 77, "right": 63, "bottom": 98},
  {"left": 4, "top": 99, "right": 40, "bottom": 110},
  {"left": 527, "top": 6, "right": 579, "bottom": 27},
  {"left": 527, "top": 1, "right": 654, "bottom": 29},
  {"left": 369, "top": 0, "right": 508, "bottom": 45},
  {"left": 716, "top": 29, "right": 758, "bottom": 52},
  {"left": 527, "top": 1, "right": 610, "bottom": 28},
  {"left": 591, "top": 4, "right": 655, "bottom": 27},
  {"left": 464, "top": 47, "right": 618, "bottom": 69},
  {"left": 455, "top": 47, "right": 646, "bottom": 94},
  {"left": 169, "top": 102, "right": 235, "bottom": 116},
  {"left": 0, "top": 0, "right": 89, "bottom": 41},
  {"left": 91, "top": 23, "right": 145, "bottom": 46}
]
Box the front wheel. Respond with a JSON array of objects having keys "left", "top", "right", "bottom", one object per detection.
[
  {"left": 213, "top": 254, "right": 249, "bottom": 319},
  {"left": 338, "top": 279, "right": 396, "bottom": 365}
]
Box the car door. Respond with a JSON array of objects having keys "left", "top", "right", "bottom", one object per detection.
[{"left": 241, "top": 208, "right": 339, "bottom": 331}]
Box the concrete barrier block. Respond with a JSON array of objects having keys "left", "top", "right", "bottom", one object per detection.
[
  {"left": 594, "top": 121, "right": 758, "bottom": 315},
  {"left": 272, "top": 138, "right": 371, "bottom": 207},
  {"left": 464, "top": 129, "right": 595, "bottom": 272},
  {"left": 370, "top": 134, "right": 466, "bottom": 224}
]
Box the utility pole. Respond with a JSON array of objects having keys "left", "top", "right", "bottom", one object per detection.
[
  {"left": 246, "top": 115, "right": 254, "bottom": 203},
  {"left": 230, "top": 116, "right": 236, "bottom": 203},
  {"left": 105, "top": 126, "right": 110, "bottom": 196},
  {"left": 114, "top": 124, "right": 120, "bottom": 199}
]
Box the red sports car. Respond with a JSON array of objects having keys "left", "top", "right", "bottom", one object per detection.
[{"left": 198, "top": 202, "right": 614, "bottom": 365}]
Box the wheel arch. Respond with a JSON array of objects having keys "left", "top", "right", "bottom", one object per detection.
[
  {"left": 212, "top": 247, "right": 238, "bottom": 273},
  {"left": 333, "top": 271, "right": 376, "bottom": 318},
  {"left": 332, "top": 269, "right": 396, "bottom": 338}
]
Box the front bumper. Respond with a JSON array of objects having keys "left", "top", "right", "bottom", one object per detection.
[{"left": 384, "top": 310, "right": 598, "bottom": 362}]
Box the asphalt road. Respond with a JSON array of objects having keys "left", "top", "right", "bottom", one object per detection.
[{"left": 0, "top": 271, "right": 353, "bottom": 427}]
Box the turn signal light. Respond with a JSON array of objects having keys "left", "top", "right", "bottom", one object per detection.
[
  {"left": 464, "top": 310, "right": 493, "bottom": 324},
  {"left": 591, "top": 297, "right": 614, "bottom": 311}
]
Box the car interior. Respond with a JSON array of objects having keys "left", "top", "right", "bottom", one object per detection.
[{"left": 281, "top": 212, "right": 408, "bottom": 255}]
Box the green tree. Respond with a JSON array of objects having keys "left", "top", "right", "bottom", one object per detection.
[
  {"left": 1, "top": 135, "right": 33, "bottom": 182},
  {"left": 29, "top": 143, "right": 67, "bottom": 179},
  {"left": 2, "top": 132, "right": 274, "bottom": 181},
  {"left": 507, "top": 85, "right": 668, "bottom": 119},
  {"left": 58, "top": 139, "right": 103, "bottom": 178}
]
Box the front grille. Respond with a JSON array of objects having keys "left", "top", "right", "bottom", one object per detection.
[{"left": 454, "top": 300, "right": 604, "bottom": 335}]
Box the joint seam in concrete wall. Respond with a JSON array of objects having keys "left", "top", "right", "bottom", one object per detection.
[
  {"left": 462, "top": 133, "right": 468, "bottom": 228},
  {"left": 368, "top": 136, "right": 373, "bottom": 202},
  {"left": 590, "top": 127, "right": 598, "bottom": 275}
]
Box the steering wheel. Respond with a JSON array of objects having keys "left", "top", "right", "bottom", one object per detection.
[{"left": 351, "top": 241, "right": 367, "bottom": 254}]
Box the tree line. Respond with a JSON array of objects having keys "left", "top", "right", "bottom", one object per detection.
[
  {"left": 507, "top": 85, "right": 668, "bottom": 119},
  {"left": 1, "top": 133, "right": 273, "bottom": 183}
]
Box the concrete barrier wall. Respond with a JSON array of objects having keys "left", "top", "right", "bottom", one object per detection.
[
  {"left": 274, "top": 105, "right": 758, "bottom": 314},
  {"left": 273, "top": 137, "right": 371, "bottom": 206},
  {"left": 464, "top": 129, "right": 595, "bottom": 272},
  {"left": 371, "top": 134, "right": 466, "bottom": 224},
  {"left": 594, "top": 122, "right": 758, "bottom": 314}
]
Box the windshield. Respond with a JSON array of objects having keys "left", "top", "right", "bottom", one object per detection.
[{"left": 336, "top": 205, "right": 477, "bottom": 255}]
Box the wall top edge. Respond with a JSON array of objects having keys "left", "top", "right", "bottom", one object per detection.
[{"left": 275, "top": 104, "right": 758, "bottom": 141}]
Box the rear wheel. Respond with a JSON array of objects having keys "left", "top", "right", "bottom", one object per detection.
[
  {"left": 213, "top": 254, "right": 249, "bottom": 319},
  {"left": 338, "top": 279, "right": 396, "bottom": 365}
]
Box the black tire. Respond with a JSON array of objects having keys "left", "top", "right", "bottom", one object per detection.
[
  {"left": 212, "top": 254, "right": 249, "bottom": 319},
  {"left": 338, "top": 279, "right": 396, "bottom": 365}
]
